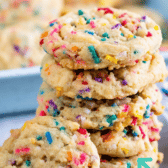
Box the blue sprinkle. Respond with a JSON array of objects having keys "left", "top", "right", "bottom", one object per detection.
[
  {"left": 49, "top": 22, "right": 56, "bottom": 27},
  {"left": 60, "top": 127, "right": 66, "bottom": 131},
  {"left": 44, "top": 49, "right": 48, "bottom": 54},
  {"left": 99, "top": 126, "right": 104, "bottom": 130},
  {"left": 39, "top": 90, "right": 44, "bottom": 95},
  {"left": 127, "top": 162, "right": 131, "bottom": 168},
  {"left": 63, "top": 50, "right": 66, "bottom": 54},
  {"left": 102, "top": 32, "right": 109, "bottom": 38},
  {"left": 142, "top": 61, "right": 146, "bottom": 63},
  {"left": 25, "top": 160, "right": 31, "bottom": 167},
  {"left": 86, "top": 19, "right": 91, "bottom": 24},
  {"left": 134, "top": 35, "right": 137, "bottom": 38},
  {"left": 134, "top": 50, "right": 138, "bottom": 54},
  {"left": 106, "top": 115, "right": 117, "bottom": 126},
  {"left": 146, "top": 104, "right": 150, "bottom": 110},
  {"left": 121, "top": 33, "right": 124, "bottom": 36},
  {"left": 144, "top": 110, "right": 150, "bottom": 118},
  {"left": 78, "top": 10, "right": 84, "bottom": 15},
  {"left": 53, "top": 109, "right": 60, "bottom": 117},
  {"left": 45, "top": 132, "right": 53, "bottom": 144},
  {"left": 132, "top": 131, "right": 138, "bottom": 137},
  {"left": 93, "top": 17, "right": 96, "bottom": 20},
  {"left": 101, "top": 38, "right": 106, "bottom": 41},
  {"left": 111, "top": 103, "right": 117, "bottom": 107},
  {"left": 88, "top": 46, "right": 100, "bottom": 64},
  {"left": 123, "top": 129, "right": 127, "bottom": 134},
  {"left": 162, "top": 88, "right": 168, "bottom": 94},
  {"left": 77, "top": 95, "right": 92, "bottom": 100},
  {"left": 36, "top": 135, "right": 42, "bottom": 141},
  {"left": 85, "top": 30, "right": 94, "bottom": 35}
]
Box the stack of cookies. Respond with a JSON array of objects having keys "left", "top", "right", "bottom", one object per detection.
[
  {"left": 0, "top": 7, "right": 168, "bottom": 168},
  {"left": 37, "top": 7, "right": 167, "bottom": 167}
]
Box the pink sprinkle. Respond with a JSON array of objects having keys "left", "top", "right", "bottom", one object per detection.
[
  {"left": 151, "top": 127, "right": 160, "bottom": 133},
  {"left": 77, "top": 128, "right": 87, "bottom": 135},
  {"left": 119, "top": 13, "right": 127, "bottom": 18},
  {"left": 61, "top": 44, "right": 66, "bottom": 49},
  {"left": 39, "top": 111, "right": 46, "bottom": 116},
  {"left": 15, "top": 147, "right": 30, "bottom": 155},
  {"left": 78, "top": 141, "right": 85, "bottom": 145},
  {"left": 146, "top": 32, "right": 152, "bottom": 37},
  {"left": 90, "top": 21, "right": 96, "bottom": 28},
  {"left": 122, "top": 104, "right": 129, "bottom": 112},
  {"left": 142, "top": 120, "right": 153, "bottom": 126},
  {"left": 74, "top": 158, "right": 80, "bottom": 166},
  {"left": 49, "top": 19, "right": 57, "bottom": 24},
  {"left": 149, "top": 138, "right": 156, "bottom": 142},
  {"left": 121, "top": 20, "right": 127, "bottom": 26},
  {"left": 58, "top": 24, "right": 62, "bottom": 29},
  {"left": 131, "top": 117, "right": 137, "bottom": 126},
  {"left": 47, "top": 41, "right": 53, "bottom": 45},
  {"left": 139, "top": 126, "right": 146, "bottom": 139},
  {"left": 80, "top": 153, "right": 87, "bottom": 164},
  {"left": 50, "top": 28, "right": 58, "bottom": 36},
  {"left": 71, "top": 31, "right": 77, "bottom": 34},
  {"left": 135, "top": 60, "right": 139, "bottom": 63}
]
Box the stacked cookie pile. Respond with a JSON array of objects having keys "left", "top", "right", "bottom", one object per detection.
[
  {"left": 37, "top": 7, "right": 167, "bottom": 167},
  {"left": 0, "top": 7, "right": 168, "bottom": 168}
]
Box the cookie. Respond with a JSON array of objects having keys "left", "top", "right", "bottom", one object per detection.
[
  {"left": 0, "top": 116, "right": 100, "bottom": 168},
  {"left": 90, "top": 114, "right": 162, "bottom": 157},
  {"left": 36, "top": 82, "right": 164, "bottom": 131},
  {"left": 40, "top": 7, "right": 162, "bottom": 70},
  {"left": 0, "top": 20, "right": 46, "bottom": 70},
  {"left": 100, "top": 142, "right": 162, "bottom": 168},
  {"left": 40, "top": 52, "right": 167, "bottom": 100},
  {"left": 0, "top": 0, "right": 63, "bottom": 29}
]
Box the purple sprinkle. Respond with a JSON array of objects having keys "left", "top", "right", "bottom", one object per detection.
[
  {"left": 79, "top": 90, "right": 84, "bottom": 94},
  {"left": 49, "top": 100, "right": 57, "bottom": 109},
  {"left": 95, "top": 77, "right": 103, "bottom": 83},
  {"left": 141, "top": 16, "right": 146, "bottom": 20},
  {"left": 13, "top": 45, "right": 20, "bottom": 53},
  {"left": 122, "top": 80, "right": 127, "bottom": 85},
  {"left": 85, "top": 87, "right": 90, "bottom": 92},
  {"left": 111, "top": 23, "right": 122, "bottom": 29},
  {"left": 76, "top": 115, "right": 81, "bottom": 119}
]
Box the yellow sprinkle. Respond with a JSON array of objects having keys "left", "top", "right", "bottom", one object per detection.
[
  {"left": 63, "top": 23, "right": 67, "bottom": 26},
  {"left": 72, "top": 46, "right": 78, "bottom": 52},
  {"left": 56, "top": 87, "right": 63, "bottom": 97},
  {"left": 45, "top": 63, "right": 49, "bottom": 67},
  {"left": 134, "top": 111, "right": 143, "bottom": 119},
  {"left": 153, "top": 147, "right": 156, "bottom": 153},
  {"left": 31, "top": 138, "right": 36, "bottom": 144},
  {"left": 105, "top": 55, "right": 118, "bottom": 64},
  {"left": 41, "top": 31, "right": 48, "bottom": 38},
  {"left": 128, "top": 34, "right": 134, "bottom": 38},
  {"left": 154, "top": 25, "right": 159, "bottom": 31},
  {"left": 102, "top": 23, "right": 106, "bottom": 26},
  {"left": 122, "top": 148, "right": 129, "bottom": 154},
  {"left": 21, "top": 123, "right": 27, "bottom": 131},
  {"left": 78, "top": 17, "right": 85, "bottom": 25},
  {"left": 123, "top": 138, "right": 127, "bottom": 140},
  {"left": 113, "top": 15, "right": 116, "bottom": 19}
]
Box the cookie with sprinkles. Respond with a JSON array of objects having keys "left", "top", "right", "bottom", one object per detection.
[
  {"left": 100, "top": 141, "right": 162, "bottom": 168},
  {"left": 90, "top": 115, "right": 162, "bottom": 157},
  {"left": 0, "top": 116, "right": 100, "bottom": 168},
  {"left": 0, "top": 20, "right": 46, "bottom": 70},
  {"left": 0, "top": 0, "right": 63, "bottom": 29},
  {"left": 36, "top": 82, "right": 164, "bottom": 131},
  {"left": 40, "top": 52, "right": 167, "bottom": 100},
  {"left": 40, "top": 7, "right": 162, "bottom": 70}
]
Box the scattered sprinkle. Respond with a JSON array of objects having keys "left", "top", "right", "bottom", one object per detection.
[
  {"left": 121, "top": 33, "right": 124, "bottom": 36},
  {"left": 102, "top": 32, "right": 109, "bottom": 38},
  {"left": 77, "top": 95, "right": 92, "bottom": 100},
  {"left": 154, "top": 25, "right": 159, "bottom": 31},
  {"left": 106, "top": 115, "right": 117, "bottom": 126},
  {"left": 122, "top": 80, "right": 127, "bottom": 85},
  {"left": 131, "top": 117, "right": 137, "bottom": 126},
  {"left": 111, "top": 103, "right": 117, "bottom": 107},
  {"left": 105, "top": 55, "right": 118, "bottom": 64},
  {"left": 90, "top": 21, "right": 96, "bottom": 28},
  {"left": 101, "top": 38, "right": 106, "bottom": 41},
  {"left": 85, "top": 30, "right": 94, "bottom": 35},
  {"left": 98, "top": 8, "right": 114, "bottom": 14},
  {"left": 39, "top": 110, "right": 47, "bottom": 116},
  {"left": 67, "top": 151, "right": 72, "bottom": 162},
  {"left": 45, "top": 132, "right": 53, "bottom": 144},
  {"left": 88, "top": 46, "right": 100, "bottom": 64},
  {"left": 60, "top": 127, "right": 66, "bottom": 131},
  {"left": 101, "top": 131, "right": 114, "bottom": 142},
  {"left": 134, "top": 50, "right": 138, "bottom": 54},
  {"left": 78, "top": 10, "right": 84, "bottom": 16},
  {"left": 41, "top": 31, "right": 48, "bottom": 38},
  {"left": 15, "top": 147, "right": 30, "bottom": 155},
  {"left": 95, "top": 77, "right": 102, "bottom": 83},
  {"left": 146, "top": 32, "right": 152, "bottom": 37},
  {"left": 72, "top": 46, "right": 78, "bottom": 52},
  {"left": 25, "top": 160, "right": 31, "bottom": 167},
  {"left": 139, "top": 126, "right": 146, "bottom": 139},
  {"left": 77, "top": 128, "right": 87, "bottom": 135},
  {"left": 36, "top": 135, "right": 42, "bottom": 141},
  {"left": 123, "top": 129, "right": 127, "bottom": 134},
  {"left": 111, "top": 23, "right": 121, "bottom": 29},
  {"left": 122, "top": 148, "right": 129, "bottom": 154},
  {"left": 78, "top": 141, "right": 85, "bottom": 145},
  {"left": 127, "top": 162, "right": 131, "bottom": 168},
  {"left": 132, "top": 131, "right": 138, "bottom": 137}
]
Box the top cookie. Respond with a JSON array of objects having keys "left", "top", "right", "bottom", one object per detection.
[
  {"left": 40, "top": 7, "right": 162, "bottom": 70},
  {"left": 0, "top": 116, "right": 100, "bottom": 168}
]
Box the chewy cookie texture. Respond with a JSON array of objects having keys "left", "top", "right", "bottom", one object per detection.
[
  {"left": 0, "top": 117, "right": 100, "bottom": 168},
  {"left": 0, "top": 7, "right": 167, "bottom": 168}
]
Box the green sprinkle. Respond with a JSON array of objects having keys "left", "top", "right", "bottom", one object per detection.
[
  {"left": 134, "top": 50, "right": 138, "bottom": 54},
  {"left": 25, "top": 160, "right": 31, "bottom": 167},
  {"left": 101, "top": 38, "right": 106, "bottom": 41},
  {"left": 99, "top": 126, "right": 104, "bottom": 130},
  {"left": 78, "top": 10, "right": 84, "bottom": 15},
  {"left": 142, "top": 61, "right": 146, "bottom": 63},
  {"left": 63, "top": 50, "right": 66, "bottom": 54},
  {"left": 123, "top": 129, "right": 127, "bottom": 134},
  {"left": 106, "top": 115, "right": 117, "bottom": 126},
  {"left": 60, "top": 127, "right": 66, "bottom": 131},
  {"left": 121, "top": 33, "right": 124, "bottom": 36},
  {"left": 54, "top": 119, "right": 59, "bottom": 126},
  {"left": 102, "top": 32, "right": 109, "bottom": 38},
  {"left": 134, "top": 35, "right": 137, "bottom": 38},
  {"left": 127, "top": 162, "right": 131, "bottom": 168},
  {"left": 88, "top": 46, "right": 100, "bottom": 64},
  {"left": 86, "top": 19, "right": 91, "bottom": 24},
  {"left": 36, "top": 135, "right": 42, "bottom": 141}
]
